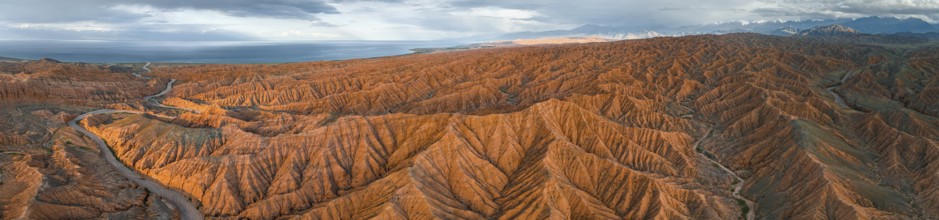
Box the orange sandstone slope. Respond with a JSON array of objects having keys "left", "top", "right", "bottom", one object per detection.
[
  {"left": 79, "top": 34, "right": 935, "bottom": 219},
  {"left": 0, "top": 60, "right": 179, "bottom": 219},
  {"left": 3, "top": 33, "right": 938, "bottom": 220}
]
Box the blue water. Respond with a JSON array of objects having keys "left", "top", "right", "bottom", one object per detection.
[{"left": 0, "top": 40, "right": 463, "bottom": 63}]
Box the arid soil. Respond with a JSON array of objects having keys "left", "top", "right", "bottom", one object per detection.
[
  {"left": 0, "top": 60, "right": 180, "bottom": 219},
  {"left": 67, "top": 66, "right": 204, "bottom": 220},
  {"left": 3, "top": 34, "right": 939, "bottom": 219}
]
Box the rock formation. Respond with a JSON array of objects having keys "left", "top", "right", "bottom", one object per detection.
[
  {"left": 0, "top": 61, "right": 178, "bottom": 219},
  {"left": 3, "top": 33, "right": 939, "bottom": 219},
  {"left": 799, "top": 24, "right": 860, "bottom": 36}
]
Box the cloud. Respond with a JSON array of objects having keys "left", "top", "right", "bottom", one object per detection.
[
  {"left": 446, "top": 0, "right": 764, "bottom": 27},
  {"left": 0, "top": 25, "right": 256, "bottom": 41},
  {"left": 313, "top": 0, "right": 566, "bottom": 40},
  {"left": 753, "top": 0, "right": 939, "bottom": 22},
  {"left": 0, "top": 0, "right": 344, "bottom": 41},
  {"left": 456, "top": 7, "right": 542, "bottom": 20},
  {"left": 0, "top": 0, "right": 146, "bottom": 23},
  {"left": 0, "top": 0, "right": 337, "bottom": 24},
  {"left": 142, "top": 0, "right": 338, "bottom": 19},
  {"left": 1, "top": 0, "right": 938, "bottom": 41}
]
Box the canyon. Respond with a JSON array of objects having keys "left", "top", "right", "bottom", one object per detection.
[
  {"left": 2, "top": 33, "right": 939, "bottom": 219},
  {"left": 65, "top": 62, "right": 203, "bottom": 220}
]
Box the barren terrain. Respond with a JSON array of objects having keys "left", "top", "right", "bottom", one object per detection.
[{"left": 2, "top": 34, "right": 939, "bottom": 219}]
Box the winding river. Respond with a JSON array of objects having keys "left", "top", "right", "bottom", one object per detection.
[
  {"left": 827, "top": 71, "right": 854, "bottom": 109},
  {"left": 692, "top": 127, "right": 757, "bottom": 220},
  {"left": 68, "top": 63, "right": 204, "bottom": 220}
]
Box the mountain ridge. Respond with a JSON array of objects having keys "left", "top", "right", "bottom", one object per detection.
[
  {"left": 798, "top": 24, "right": 860, "bottom": 36},
  {"left": 495, "top": 16, "right": 939, "bottom": 40}
]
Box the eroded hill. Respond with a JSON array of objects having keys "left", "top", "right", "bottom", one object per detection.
[
  {"left": 2, "top": 34, "right": 939, "bottom": 219},
  {"left": 0, "top": 60, "right": 178, "bottom": 219}
]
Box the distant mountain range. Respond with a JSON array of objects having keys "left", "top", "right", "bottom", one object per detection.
[
  {"left": 797, "top": 24, "right": 859, "bottom": 36},
  {"left": 495, "top": 16, "right": 939, "bottom": 40},
  {"left": 500, "top": 25, "right": 666, "bottom": 40},
  {"left": 0, "top": 56, "right": 26, "bottom": 62},
  {"left": 787, "top": 24, "right": 939, "bottom": 45},
  {"left": 424, "top": 20, "right": 939, "bottom": 53}
]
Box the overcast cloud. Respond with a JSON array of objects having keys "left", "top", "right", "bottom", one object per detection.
[{"left": 0, "top": 0, "right": 937, "bottom": 41}]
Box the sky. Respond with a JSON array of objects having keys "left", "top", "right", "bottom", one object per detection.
[{"left": 0, "top": 0, "right": 938, "bottom": 41}]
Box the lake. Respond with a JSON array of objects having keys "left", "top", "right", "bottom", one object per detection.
[{"left": 0, "top": 40, "right": 464, "bottom": 63}]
